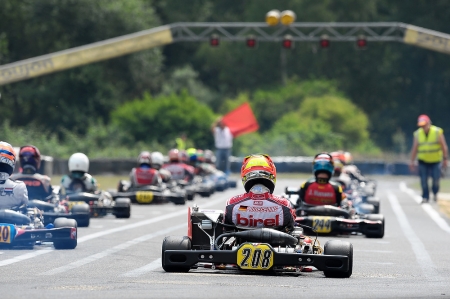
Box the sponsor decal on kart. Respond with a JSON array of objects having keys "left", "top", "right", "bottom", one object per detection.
[
  {"left": 237, "top": 243, "right": 274, "bottom": 270},
  {"left": 312, "top": 216, "right": 332, "bottom": 233},
  {"left": 0, "top": 225, "right": 12, "bottom": 243},
  {"left": 67, "top": 201, "right": 87, "bottom": 210},
  {"left": 136, "top": 191, "right": 154, "bottom": 203}
]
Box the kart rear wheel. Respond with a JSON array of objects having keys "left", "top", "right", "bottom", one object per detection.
[
  {"left": 366, "top": 197, "right": 380, "bottom": 214},
  {"left": 114, "top": 198, "right": 131, "bottom": 218},
  {"left": 71, "top": 204, "right": 91, "bottom": 227},
  {"left": 323, "top": 240, "right": 353, "bottom": 278},
  {"left": 161, "top": 236, "right": 191, "bottom": 272},
  {"left": 187, "top": 193, "right": 195, "bottom": 201},
  {"left": 53, "top": 218, "right": 77, "bottom": 250},
  {"left": 365, "top": 214, "right": 385, "bottom": 238}
]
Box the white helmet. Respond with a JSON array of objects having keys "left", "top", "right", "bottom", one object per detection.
[
  {"left": 151, "top": 151, "right": 164, "bottom": 167},
  {"left": 138, "top": 151, "right": 152, "bottom": 165},
  {"left": 68, "top": 153, "right": 89, "bottom": 173}
]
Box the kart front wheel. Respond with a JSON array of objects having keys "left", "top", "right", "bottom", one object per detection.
[
  {"left": 53, "top": 218, "right": 77, "bottom": 250},
  {"left": 323, "top": 240, "right": 353, "bottom": 278},
  {"left": 161, "top": 236, "right": 191, "bottom": 272}
]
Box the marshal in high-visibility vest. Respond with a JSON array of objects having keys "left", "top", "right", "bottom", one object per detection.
[{"left": 414, "top": 125, "right": 444, "bottom": 163}]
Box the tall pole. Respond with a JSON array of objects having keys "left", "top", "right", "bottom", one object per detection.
[{"left": 280, "top": 48, "right": 287, "bottom": 86}]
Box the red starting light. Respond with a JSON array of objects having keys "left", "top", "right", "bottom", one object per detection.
[
  {"left": 210, "top": 34, "right": 219, "bottom": 47},
  {"left": 320, "top": 37, "right": 330, "bottom": 48},
  {"left": 356, "top": 36, "right": 367, "bottom": 49},
  {"left": 246, "top": 36, "right": 257, "bottom": 48},
  {"left": 282, "top": 35, "right": 294, "bottom": 49}
]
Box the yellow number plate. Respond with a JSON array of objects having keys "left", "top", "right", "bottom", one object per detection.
[
  {"left": 67, "top": 201, "right": 86, "bottom": 210},
  {"left": 0, "top": 225, "right": 11, "bottom": 243},
  {"left": 312, "top": 216, "right": 332, "bottom": 233},
  {"left": 237, "top": 243, "right": 273, "bottom": 270},
  {"left": 136, "top": 191, "right": 154, "bottom": 203}
]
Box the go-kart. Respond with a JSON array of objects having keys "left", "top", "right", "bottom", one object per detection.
[
  {"left": 25, "top": 194, "right": 91, "bottom": 227},
  {"left": 161, "top": 205, "right": 353, "bottom": 278},
  {"left": 284, "top": 187, "right": 384, "bottom": 238},
  {"left": 57, "top": 186, "right": 131, "bottom": 219},
  {"left": 114, "top": 180, "right": 187, "bottom": 205},
  {"left": 0, "top": 207, "right": 77, "bottom": 249},
  {"left": 205, "top": 171, "right": 238, "bottom": 192},
  {"left": 346, "top": 180, "right": 380, "bottom": 214}
]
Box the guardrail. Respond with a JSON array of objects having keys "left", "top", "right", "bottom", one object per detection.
[{"left": 36, "top": 157, "right": 417, "bottom": 177}]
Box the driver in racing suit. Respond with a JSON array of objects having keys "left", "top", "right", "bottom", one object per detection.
[
  {"left": 11, "top": 145, "right": 53, "bottom": 200},
  {"left": 0, "top": 141, "right": 28, "bottom": 209},
  {"left": 330, "top": 151, "right": 351, "bottom": 191},
  {"left": 61, "top": 153, "right": 98, "bottom": 193},
  {"left": 224, "top": 154, "right": 296, "bottom": 231},
  {"left": 129, "top": 151, "right": 162, "bottom": 187},
  {"left": 150, "top": 151, "right": 172, "bottom": 183},
  {"left": 297, "top": 153, "right": 346, "bottom": 208},
  {"left": 162, "top": 149, "right": 195, "bottom": 182}
]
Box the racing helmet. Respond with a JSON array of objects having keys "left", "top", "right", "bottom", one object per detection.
[
  {"left": 151, "top": 151, "right": 164, "bottom": 169},
  {"left": 168, "top": 149, "right": 180, "bottom": 162},
  {"left": 138, "top": 151, "right": 152, "bottom": 166},
  {"left": 241, "top": 154, "right": 276, "bottom": 193},
  {"left": 19, "top": 145, "right": 41, "bottom": 172},
  {"left": 186, "top": 148, "right": 197, "bottom": 163},
  {"left": 68, "top": 153, "right": 89, "bottom": 174},
  {"left": 313, "top": 153, "right": 334, "bottom": 180},
  {"left": 330, "top": 151, "right": 344, "bottom": 176},
  {"left": 0, "top": 141, "right": 16, "bottom": 175},
  {"left": 204, "top": 149, "right": 216, "bottom": 164}
]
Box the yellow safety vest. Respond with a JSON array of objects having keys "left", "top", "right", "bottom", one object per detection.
[
  {"left": 414, "top": 125, "right": 443, "bottom": 163},
  {"left": 175, "top": 138, "right": 186, "bottom": 150}
]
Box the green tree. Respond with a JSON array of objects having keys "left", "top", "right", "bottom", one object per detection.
[{"left": 111, "top": 91, "right": 216, "bottom": 149}]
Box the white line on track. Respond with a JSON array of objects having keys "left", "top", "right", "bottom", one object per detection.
[
  {"left": 41, "top": 224, "right": 184, "bottom": 275},
  {"left": 122, "top": 258, "right": 162, "bottom": 277},
  {"left": 399, "top": 182, "right": 450, "bottom": 234},
  {"left": 0, "top": 192, "right": 229, "bottom": 267},
  {"left": 387, "top": 192, "right": 439, "bottom": 280}
]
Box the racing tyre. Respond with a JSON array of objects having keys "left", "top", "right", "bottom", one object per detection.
[
  {"left": 366, "top": 197, "right": 380, "bottom": 214},
  {"left": 161, "top": 236, "right": 191, "bottom": 272},
  {"left": 365, "top": 214, "right": 385, "bottom": 238},
  {"left": 53, "top": 218, "right": 77, "bottom": 250},
  {"left": 323, "top": 240, "right": 353, "bottom": 278},
  {"left": 71, "top": 204, "right": 91, "bottom": 227},
  {"left": 187, "top": 193, "right": 195, "bottom": 201},
  {"left": 114, "top": 198, "right": 131, "bottom": 218}
]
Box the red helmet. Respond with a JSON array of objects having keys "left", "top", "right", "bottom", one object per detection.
[
  {"left": 138, "top": 151, "right": 151, "bottom": 166},
  {"left": 241, "top": 154, "right": 276, "bottom": 193},
  {"left": 19, "top": 145, "right": 41, "bottom": 171},
  {"left": 168, "top": 149, "right": 180, "bottom": 162}
]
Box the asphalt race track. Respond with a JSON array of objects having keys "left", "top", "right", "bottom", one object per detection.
[{"left": 0, "top": 177, "right": 449, "bottom": 299}]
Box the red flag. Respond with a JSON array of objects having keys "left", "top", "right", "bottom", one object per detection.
[{"left": 221, "top": 102, "right": 259, "bottom": 137}]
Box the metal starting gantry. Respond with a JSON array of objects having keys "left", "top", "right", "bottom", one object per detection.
[
  {"left": 170, "top": 22, "right": 406, "bottom": 43},
  {"left": 1, "top": 22, "right": 450, "bottom": 85}
]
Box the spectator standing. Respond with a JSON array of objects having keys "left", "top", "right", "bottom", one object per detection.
[
  {"left": 409, "top": 114, "right": 448, "bottom": 203},
  {"left": 211, "top": 118, "right": 233, "bottom": 175}
]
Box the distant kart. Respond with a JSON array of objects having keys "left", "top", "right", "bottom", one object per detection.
[
  {"left": 161, "top": 205, "right": 353, "bottom": 278},
  {"left": 0, "top": 207, "right": 77, "bottom": 249},
  {"left": 27, "top": 196, "right": 91, "bottom": 228},
  {"left": 284, "top": 187, "right": 384, "bottom": 238},
  {"left": 206, "top": 172, "right": 238, "bottom": 192},
  {"left": 347, "top": 180, "right": 380, "bottom": 214},
  {"left": 114, "top": 180, "right": 187, "bottom": 205},
  {"left": 57, "top": 187, "right": 131, "bottom": 219}
]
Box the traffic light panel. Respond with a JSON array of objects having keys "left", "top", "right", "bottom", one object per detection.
[
  {"left": 210, "top": 34, "right": 219, "bottom": 47},
  {"left": 356, "top": 35, "right": 367, "bottom": 49},
  {"left": 246, "top": 36, "right": 257, "bottom": 48},
  {"left": 320, "top": 35, "right": 330, "bottom": 48},
  {"left": 282, "top": 35, "right": 294, "bottom": 49}
]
